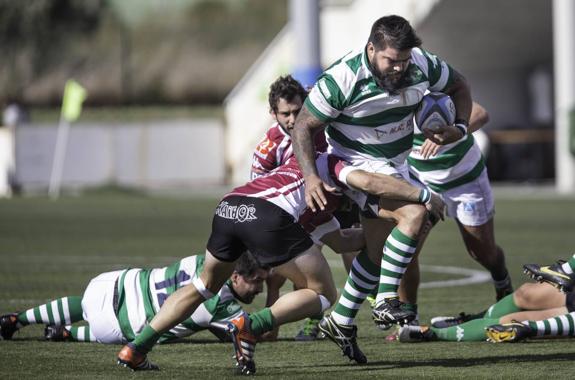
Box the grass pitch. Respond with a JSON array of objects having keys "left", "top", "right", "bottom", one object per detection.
[{"left": 1, "top": 191, "right": 575, "bottom": 379}]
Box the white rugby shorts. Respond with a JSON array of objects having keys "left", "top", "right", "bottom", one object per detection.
[
  {"left": 82, "top": 270, "right": 126, "bottom": 344},
  {"left": 411, "top": 168, "right": 494, "bottom": 226}
]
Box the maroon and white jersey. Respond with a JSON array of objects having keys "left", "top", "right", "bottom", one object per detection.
[
  {"left": 230, "top": 156, "right": 340, "bottom": 237},
  {"left": 251, "top": 123, "right": 328, "bottom": 180}
]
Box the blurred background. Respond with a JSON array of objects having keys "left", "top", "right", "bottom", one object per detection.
[
  {"left": 0, "top": 0, "right": 573, "bottom": 197},
  {"left": 1, "top": 4, "right": 574, "bottom": 373}
]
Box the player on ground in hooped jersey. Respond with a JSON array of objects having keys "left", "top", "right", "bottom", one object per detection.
[
  {"left": 0, "top": 252, "right": 268, "bottom": 345},
  {"left": 252, "top": 75, "right": 358, "bottom": 341},
  {"left": 291, "top": 14, "right": 471, "bottom": 363},
  {"left": 398, "top": 279, "right": 575, "bottom": 344}
]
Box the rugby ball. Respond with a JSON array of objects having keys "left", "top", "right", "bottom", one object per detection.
[{"left": 414, "top": 92, "right": 456, "bottom": 133}]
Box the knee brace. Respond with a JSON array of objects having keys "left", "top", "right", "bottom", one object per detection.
[
  {"left": 192, "top": 276, "right": 215, "bottom": 300},
  {"left": 318, "top": 294, "right": 332, "bottom": 313}
]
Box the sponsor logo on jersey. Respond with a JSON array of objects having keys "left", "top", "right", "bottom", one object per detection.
[
  {"left": 375, "top": 120, "right": 411, "bottom": 138},
  {"left": 216, "top": 201, "right": 257, "bottom": 223},
  {"left": 255, "top": 137, "right": 276, "bottom": 158}
]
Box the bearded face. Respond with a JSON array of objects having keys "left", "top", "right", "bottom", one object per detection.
[{"left": 367, "top": 43, "right": 412, "bottom": 92}]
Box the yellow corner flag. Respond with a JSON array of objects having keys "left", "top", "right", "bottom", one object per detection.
[{"left": 61, "top": 79, "right": 87, "bottom": 122}]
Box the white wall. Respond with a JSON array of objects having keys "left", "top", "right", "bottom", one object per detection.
[
  {"left": 0, "top": 128, "right": 14, "bottom": 197},
  {"left": 16, "top": 120, "right": 225, "bottom": 192}
]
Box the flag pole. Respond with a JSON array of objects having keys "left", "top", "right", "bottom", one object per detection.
[
  {"left": 48, "top": 116, "right": 71, "bottom": 199},
  {"left": 48, "top": 79, "right": 87, "bottom": 200}
]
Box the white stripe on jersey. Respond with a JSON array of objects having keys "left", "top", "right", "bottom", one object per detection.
[
  {"left": 62, "top": 297, "right": 71, "bottom": 325},
  {"left": 276, "top": 134, "right": 292, "bottom": 167},
  {"left": 256, "top": 180, "right": 306, "bottom": 220},
  {"left": 178, "top": 256, "right": 197, "bottom": 287},
  {"left": 229, "top": 161, "right": 307, "bottom": 220},
  {"left": 328, "top": 52, "right": 358, "bottom": 99},
  {"left": 308, "top": 86, "right": 341, "bottom": 119},
  {"left": 122, "top": 269, "right": 148, "bottom": 336},
  {"left": 149, "top": 266, "right": 167, "bottom": 314},
  {"left": 50, "top": 300, "right": 60, "bottom": 324},
  {"left": 26, "top": 309, "right": 35, "bottom": 324},
  {"left": 39, "top": 305, "right": 49, "bottom": 323},
  {"left": 251, "top": 176, "right": 304, "bottom": 198},
  {"left": 189, "top": 303, "right": 213, "bottom": 328},
  {"left": 410, "top": 142, "right": 483, "bottom": 183}
]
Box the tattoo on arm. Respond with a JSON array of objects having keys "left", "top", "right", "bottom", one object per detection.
[
  {"left": 444, "top": 69, "right": 472, "bottom": 122},
  {"left": 292, "top": 106, "right": 326, "bottom": 177}
]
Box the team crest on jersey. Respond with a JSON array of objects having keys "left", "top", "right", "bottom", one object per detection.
[
  {"left": 216, "top": 201, "right": 257, "bottom": 223},
  {"left": 359, "top": 84, "right": 371, "bottom": 96},
  {"left": 227, "top": 303, "right": 241, "bottom": 314}
]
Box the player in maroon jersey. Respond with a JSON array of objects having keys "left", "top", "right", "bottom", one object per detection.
[
  {"left": 251, "top": 75, "right": 326, "bottom": 180},
  {"left": 251, "top": 75, "right": 356, "bottom": 341}
]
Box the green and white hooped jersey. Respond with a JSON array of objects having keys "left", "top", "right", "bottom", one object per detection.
[
  {"left": 116, "top": 255, "right": 244, "bottom": 343},
  {"left": 407, "top": 124, "right": 485, "bottom": 193},
  {"left": 305, "top": 47, "right": 453, "bottom": 167}
]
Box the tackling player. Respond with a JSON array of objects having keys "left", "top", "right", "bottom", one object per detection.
[
  {"left": 251, "top": 75, "right": 359, "bottom": 341},
  {"left": 0, "top": 252, "right": 268, "bottom": 347}
]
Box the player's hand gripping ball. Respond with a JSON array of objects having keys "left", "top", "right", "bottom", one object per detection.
[{"left": 414, "top": 92, "right": 456, "bottom": 133}]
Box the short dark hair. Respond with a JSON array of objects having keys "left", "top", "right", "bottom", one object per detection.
[
  {"left": 368, "top": 15, "right": 422, "bottom": 51},
  {"left": 268, "top": 75, "right": 308, "bottom": 113},
  {"left": 234, "top": 251, "right": 268, "bottom": 278}
]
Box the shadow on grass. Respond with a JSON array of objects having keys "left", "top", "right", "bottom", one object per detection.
[{"left": 298, "top": 352, "right": 573, "bottom": 373}]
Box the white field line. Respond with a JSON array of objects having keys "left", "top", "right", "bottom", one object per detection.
[{"left": 325, "top": 259, "right": 491, "bottom": 288}]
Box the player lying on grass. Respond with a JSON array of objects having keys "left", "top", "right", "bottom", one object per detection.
[
  {"left": 396, "top": 280, "right": 575, "bottom": 343},
  {"left": 523, "top": 253, "right": 575, "bottom": 293},
  {"left": 0, "top": 252, "right": 269, "bottom": 344}
]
